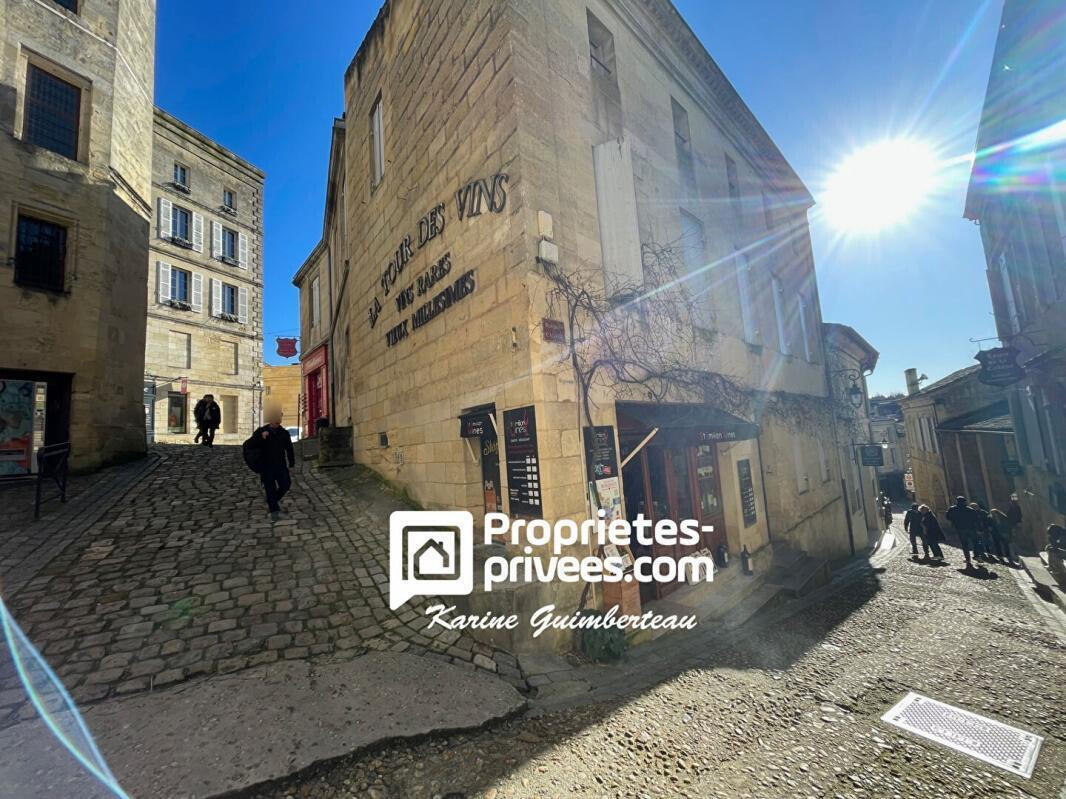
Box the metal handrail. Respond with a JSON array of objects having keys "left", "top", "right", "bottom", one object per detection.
[{"left": 34, "top": 442, "right": 70, "bottom": 520}]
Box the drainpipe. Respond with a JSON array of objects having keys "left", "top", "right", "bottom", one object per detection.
[{"left": 755, "top": 433, "right": 775, "bottom": 546}]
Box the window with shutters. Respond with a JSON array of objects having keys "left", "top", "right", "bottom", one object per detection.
[
  {"left": 167, "top": 392, "right": 187, "bottom": 434},
  {"left": 370, "top": 96, "right": 384, "bottom": 188},
  {"left": 170, "top": 268, "right": 191, "bottom": 304},
  {"left": 24, "top": 65, "right": 81, "bottom": 160},
  {"left": 15, "top": 215, "right": 68, "bottom": 292}
]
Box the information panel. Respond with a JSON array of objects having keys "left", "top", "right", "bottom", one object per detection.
[
  {"left": 736, "top": 458, "right": 758, "bottom": 527},
  {"left": 504, "top": 406, "right": 541, "bottom": 516}
]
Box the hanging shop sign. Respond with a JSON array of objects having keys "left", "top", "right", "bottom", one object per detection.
[
  {"left": 276, "top": 337, "right": 298, "bottom": 358},
  {"left": 583, "top": 425, "right": 619, "bottom": 481},
  {"left": 736, "top": 458, "right": 758, "bottom": 527},
  {"left": 542, "top": 318, "right": 566, "bottom": 344},
  {"left": 975, "top": 346, "right": 1025, "bottom": 387},
  {"left": 459, "top": 411, "right": 492, "bottom": 439},
  {"left": 504, "top": 405, "right": 542, "bottom": 517},
  {"left": 859, "top": 445, "right": 885, "bottom": 467},
  {"left": 368, "top": 173, "right": 508, "bottom": 339}
]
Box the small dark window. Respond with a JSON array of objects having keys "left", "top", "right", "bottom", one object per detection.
[
  {"left": 24, "top": 65, "right": 81, "bottom": 160},
  {"left": 15, "top": 215, "right": 67, "bottom": 292},
  {"left": 174, "top": 163, "right": 188, "bottom": 188},
  {"left": 223, "top": 189, "right": 235, "bottom": 209},
  {"left": 587, "top": 11, "right": 616, "bottom": 79},
  {"left": 222, "top": 227, "right": 237, "bottom": 259},
  {"left": 172, "top": 206, "right": 190, "bottom": 241},
  {"left": 52, "top": 0, "right": 77, "bottom": 11},
  {"left": 379, "top": 432, "right": 389, "bottom": 447}
]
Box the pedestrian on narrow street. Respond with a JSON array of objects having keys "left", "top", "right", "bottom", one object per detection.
[
  {"left": 946, "top": 496, "right": 981, "bottom": 569},
  {"left": 904, "top": 502, "right": 928, "bottom": 558},
  {"left": 1007, "top": 494, "right": 1023, "bottom": 539},
  {"left": 245, "top": 404, "right": 295, "bottom": 521},
  {"left": 989, "top": 508, "right": 1014, "bottom": 563},
  {"left": 971, "top": 502, "right": 992, "bottom": 561},
  {"left": 918, "top": 504, "right": 945, "bottom": 561},
  {"left": 193, "top": 394, "right": 221, "bottom": 447},
  {"left": 882, "top": 498, "right": 894, "bottom": 532}
]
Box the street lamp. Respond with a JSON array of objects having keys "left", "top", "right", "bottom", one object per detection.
[
  {"left": 848, "top": 383, "right": 864, "bottom": 409},
  {"left": 880, "top": 435, "right": 890, "bottom": 449}
]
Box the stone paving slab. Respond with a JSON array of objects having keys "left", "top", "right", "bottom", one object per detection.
[
  {"left": 0, "top": 445, "right": 518, "bottom": 728},
  {"left": 0, "top": 652, "right": 526, "bottom": 799}
]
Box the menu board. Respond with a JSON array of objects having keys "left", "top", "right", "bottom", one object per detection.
[
  {"left": 504, "top": 406, "right": 541, "bottom": 516},
  {"left": 737, "top": 458, "right": 757, "bottom": 527},
  {"left": 583, "top": 425, "right": 618, "bottom": 481}
]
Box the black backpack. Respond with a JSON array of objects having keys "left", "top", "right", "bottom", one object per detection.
[{"left": 242, "top": 434, "right": 264, "bottom": 474}]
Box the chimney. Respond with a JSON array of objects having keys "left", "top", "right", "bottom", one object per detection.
[{"left": 905, "top": 368, "right": 920, "bottom": 396}]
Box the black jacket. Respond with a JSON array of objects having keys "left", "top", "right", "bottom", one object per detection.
[
  {"left": 903, "top": 509, "right": 922, "bottom": 534},
  {"left": 921, "top": 511, "right": 944, "bottom": 542},
  {"left": 247, "top": 425, "right": 294, "bottom": 470},
  {"left": 194, "top": 400, "right": 221, "bottom": 429},
  {"left": 945, "top": 503, "right": 980, "bottom": 533}
]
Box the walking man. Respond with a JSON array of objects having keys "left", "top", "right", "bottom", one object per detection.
[
  {"left": 904, "top": 502, "right": 927, "bottom": 558},
  {"left": 919, "top": 504, "right": 946, "bottom": 561},
  {"left": 946, "top": 496, "right": 981, "bottom": 569},
  {"left": 246, "top": 404, "right": 294, "bottom": 521},
  {"left": 193, "top": 394, "right": 221, "bottom": 446},
  {"left": 882, "top": 498, "right": 894, "bottom": 532}
]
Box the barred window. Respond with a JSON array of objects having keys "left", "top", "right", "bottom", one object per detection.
[
  {"left": 25, "top": 65, "right": 81, "bottom": 160},
  {"left": 15, "top": 215, "right": 67, "bottom": 292}
]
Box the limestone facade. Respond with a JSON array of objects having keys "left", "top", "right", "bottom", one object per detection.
[
  {"left": 144, "top": 108, "right": 264, "bottom": 445},
  {"left": 262, "top": 364, "right": 301, "bottom": 432},
  {"left": 0, "top": 0, "right": 156, "bottom": 471}
]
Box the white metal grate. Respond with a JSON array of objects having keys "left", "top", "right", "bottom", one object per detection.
[{"left": 882, "top": 692, "right": 1043, "bottom": 778}]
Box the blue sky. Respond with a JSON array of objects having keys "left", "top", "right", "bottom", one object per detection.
[{"left": 156, "top": 0, "right": 1003, "bottom": 396}]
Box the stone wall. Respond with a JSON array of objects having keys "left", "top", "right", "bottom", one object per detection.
[{"left": 263, "top": 364, "right": 301, "bottom": 430}]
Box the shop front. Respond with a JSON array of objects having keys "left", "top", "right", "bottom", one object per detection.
[
  {"left": 301, "top": 344, "right": 328, "bottom": 437},
  {"left": 616, "top": 401, "right": 760, "bottom": 602},
  {"left": 0, "top": 370, "right": 71, "bottom": 477}
]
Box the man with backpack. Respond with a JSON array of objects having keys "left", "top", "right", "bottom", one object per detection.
[
  {"left": 243, "top": 403, "right": 295, "bottom": 521},
  {"left": 193, "top": 394, "right": 221, "bottom": 446}
]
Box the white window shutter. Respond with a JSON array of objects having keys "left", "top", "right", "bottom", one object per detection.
[
  {"left": 238, "top": 286, "right": 249, "bottom": 324},
  {"left": 238, "top": 232, "right": 248, "bottom": 269},
  {"left": 191, "top": 272, "right": 203, "bottom": 312},
  {"left": 192, "top": 212, "right": 204, "bottom": 252},
  {"left": 158, "top": 197, "right": 172, "bottom": 239},
  {"left": 157, "top": 261, "right": 171, "bottom": 303},
  {"left": 211, "top": 278, "right": 222, "bottom": 317},
  {"left": 211, "top": 221, "right": 222, "bottom": 259}
]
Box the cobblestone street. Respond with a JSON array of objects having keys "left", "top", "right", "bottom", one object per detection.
[
  {"left": 0, "top": 445, "right": 513, "bottom": 728},
  {"left": 248, "top": 525, "right": 1066, "bottom": 799}
]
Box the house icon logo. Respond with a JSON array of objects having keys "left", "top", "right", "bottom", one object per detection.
[{"left": 389, "top": 511, "right": 473, "bottom": 609}]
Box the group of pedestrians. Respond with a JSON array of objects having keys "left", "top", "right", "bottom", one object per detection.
[{"left": 900, "top": 492, "right": 1022, "bottom": 570}]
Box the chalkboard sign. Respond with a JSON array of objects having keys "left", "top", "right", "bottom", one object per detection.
[
  {"left": 737, "top": 458, "right": 757, "bottom": 527},
  {"left": 504, "top": 406, "right": 541, "bottom": 516},
  {"left": 859, "top": 445, "right": 885, "bottom": 467},
  {"left": 583, "top": 426, "right": 618, "bottom": 481}
]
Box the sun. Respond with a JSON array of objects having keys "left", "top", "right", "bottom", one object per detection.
[{"left": 822, "top": 139, "right": 940, "bottom": 234}]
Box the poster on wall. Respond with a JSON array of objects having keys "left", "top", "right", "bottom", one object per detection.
[
  {"left": 504, "top": 406, "right": 542, "bottom": 516},
  {"left": 0, "top": 380, "right": 36, "bottom": 476},
  {"left": 583, "top": 425, "right": 619, "bottom": 481},
  {"left": 593, "top": 476, "right": 623, "bottom": 523}
]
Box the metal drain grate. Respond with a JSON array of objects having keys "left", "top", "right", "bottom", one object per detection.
[{"left": 882, "top": 692, "right": 1043, "bottom": 778}]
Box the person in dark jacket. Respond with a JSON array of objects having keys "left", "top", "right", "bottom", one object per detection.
[
  {"left": 989, "top": 508, "right": 1014, "bottom": 563},
  {"left": 246, "top": 404, "right": 294, "bottom": 520},
  {"left": 971, "top": 502, "right": 992, "bottom": 560},
  {"left": 193, "top": 394, "right": 222, "bottom": 446},
  {"left": 1006, "top": 495, "right": 1023, "bottom": 539},
  {"left": 882, "top": 499, "right": 894, "bottom": 531},
  {"left": 945, "top": 496, "right": 981, "bottom": 569},
  {"left": 918, "top": 504, "right": 945, "bottom": 561},
  {"left": 904, "top": 503, "right": 927, "bottom": 558}
]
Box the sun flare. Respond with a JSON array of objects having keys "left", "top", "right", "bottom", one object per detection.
[{"left": 822, "top": 139, "right": 940, "bottom": 234}]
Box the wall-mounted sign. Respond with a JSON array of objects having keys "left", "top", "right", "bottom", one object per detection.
[
  {"left": 542, "top": 318, "right": 566, "bottom": 344},
  {"left": 583, "top": 426, "right": 618, "bottom": 481},
  {"left": 859, "top": 445, "right": 885, "bottom": 467},
  {"left": 504, "top": 406, "right": 541, "bottom": 517},
  {"left": 904, "top": 471, "right": 915, "bottom": 491},
  {"left": 180, "top": 377, "right": 188, "bottom": 395},
  {"left": 459, "top": 412, "right": 491, "bottom": 439},
  {"left": 1001, "top": 459, "right": 1024, "bottom": 477},
  {"left": 975, "top": 346, "right": 1025, "bottom": 387},
  {"left": 736, "top": 458, "right": 758, "bottom": 527},
  {"left": 697, "top": 425, "right": 758, "bottom": 443}
]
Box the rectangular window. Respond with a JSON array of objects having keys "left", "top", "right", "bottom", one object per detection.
[
  {"left": 793, "top": 436, "right": 809, "bottom": 494},
  {"left": 222, "top": 283, "right": 238, "bottom": 316},
  {"left": 223, "top": 189, "right": 235, "bottom": 210},
  {"left": 926, "top": 417, "right": 938, "bottom": 453},
  {"left": 222, "top": 341, "right": 239, "bottom": 375},
  {"left": 587, "top": 11, "right": 616, "bottom": 78},
  {"left": 370, "top": 97, "right": 384, "bottom": 187},
  {"left": 671, "top": 97, "right": 694, "bottom": 189},
  {"left": 222, "top": 227, "right": 237, "bottom": 259},
  {"left": 310, "top": 276, "right": 321, "bottom": 327},
  {"left": 221, "top": 395, "right": 237, "bottom": 434},
  {"left": 172, "top": 206, "right": 191, "bottom": 242},
  {"left": 170, "top": 267, "right": 190, "bottom": 303},
  {"left": 797, "top": 292, "right": 813, "bottom": 361},
  {"left": 725, "top": 154, "right": 741, "bottom": 216},
  {"left": 167, "top": 392, "right": 187, "bottom": 433},
  {"left": 173, "top": 163, "right": 189, "bottom": 188},
  {"left": 168, "top": 331, "right": 191, "bottom": 369},
  {"left": 15, "top": 215, "right": 67, "bottom": 292},
  {"left": 25, "top": 65, "right": 81, "bottom": 160},
  {"left": 918, "top": 415, "right": 928, "bottom": 451},
  {"left": 736, "top": 253, "right": 758, "bottom": 344},
  {"left": 772, "top": 275, "right": 791, "bottom": 355}
]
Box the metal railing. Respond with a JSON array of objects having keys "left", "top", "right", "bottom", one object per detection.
[{"left": 33, "top": 442, "right": 70, "bottom": 520}]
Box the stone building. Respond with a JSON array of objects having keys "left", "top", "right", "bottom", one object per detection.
[
  {"left": 869, "top": 398, "right": 907, "bottom": 499},
  {"left": 143, "top": 109, "right": 265, "bottom": 445},
  {"left": 965, "top": 0, "right": 1066, "bottom": 544},
  {"left": 0, "top": 0, "right": 155, "bottom": 472},
  {"left": 303, "top": 0, "right": 859, "bottom": 637},
  {"left": 898, "top": 366, "right": 1030, "bottom": 544},
  {"left": 822, "top": 323, "right": 881, "bottom": 547},
  {"left": 262, "top": 364, "right": 301, "bottom": 433}
]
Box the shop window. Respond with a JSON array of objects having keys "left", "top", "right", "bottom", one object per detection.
[
  {"left": 15, "top": 214, "right": 67, "bottom": 292},
  {"left": 167, "top": 392, "right": 187, "bottom": 433},
  {"left": 24, "top": 65, "right": 81, "bottom": 160}
]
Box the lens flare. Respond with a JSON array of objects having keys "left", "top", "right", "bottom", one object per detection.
[{"left": 822, "top": 139, "right": 941, "bottom": 234}]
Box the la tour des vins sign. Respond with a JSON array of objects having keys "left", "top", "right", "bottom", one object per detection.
[{"left": 368, "top": 173, "right": 509, "bottom": 348}]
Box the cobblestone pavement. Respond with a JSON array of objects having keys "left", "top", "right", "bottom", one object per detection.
[
  {"left": 0, "top": 445, "right": 515, "bottom": 728},
  {"left": 248, "top": 520, "right": 1066, "bottom": 799}
]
